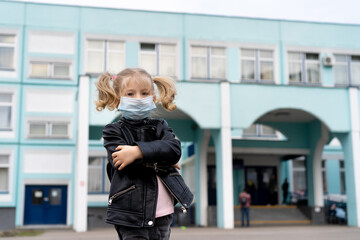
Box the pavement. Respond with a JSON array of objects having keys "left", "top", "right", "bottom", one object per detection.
[{"left": 1, "top": 225, "right": 360, "bottom": 240}]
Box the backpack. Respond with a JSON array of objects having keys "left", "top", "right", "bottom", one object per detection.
[{"left": 240, "top": 196, "right": 247, "bottom": 206}]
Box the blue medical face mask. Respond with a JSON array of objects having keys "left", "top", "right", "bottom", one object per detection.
[{"left": 118, "top": 96, "right": 156, "bottom": 120}]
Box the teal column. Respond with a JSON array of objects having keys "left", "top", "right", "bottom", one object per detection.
[
  {"left": 194, "top": 129, "right": 210, "bottom": 226},
  {"left": 326, "top": 160, "right": 341, "bottom": 194},
  {"left": 211, "top": 128, "right": 233, "bottom": 228},
  {"left": 305, "top": 152, "right": 315, "bottom": 206},
  {"left": 306, "top": 120, "right": 328, "bottom": 207},
  {"left": 211, "top": 129, "right": 225, "bottom": 227},
  {"left": 336, "top": 133, "right": 359, "bottom": 226},
  {"left": 126, "top": 42, "right": 139, "bottom": 68}
]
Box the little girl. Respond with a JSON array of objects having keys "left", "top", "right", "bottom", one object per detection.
[{"left": 95, "top": 68, "right": 193, "bottom": 240}]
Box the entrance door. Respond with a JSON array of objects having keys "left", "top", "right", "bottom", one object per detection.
[
  {"left": 24, "top": 185, "right": 67, "bottom": 225},
  {"left": 245, "top": 167, "right": 277, "bottom": 205}
]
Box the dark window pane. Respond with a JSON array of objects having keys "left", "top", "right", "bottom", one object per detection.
[
  {"left": 32, "top": 189, "right": 44, "bottom": 205},
  {"left": 140, "top": 43, "right": 155, "bottom": 51}
]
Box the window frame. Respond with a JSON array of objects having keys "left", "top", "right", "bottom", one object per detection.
[
  {"left": 0, "top": 34, "right": 16, "bottom": 71},
  {"left": 88, "top": 156, "right": 110, "bottom": 194},
  {"left": 0, "top": 149, "right": 14, "bottom": 201},
  {"left": 26, "top": 119, "right": 71, "bottom": 139},
  {"left": 0, "top": 88, "right": 16, "bottom": 138},
  {"left": 190, "top": 45, "right": 227, "bottom": 81},
  {"left": 139, "top": 42, "right": 178, "bottom": 78},
  {"left": 242, "top": 124, "right": 278, "bottom": 138},
  {"left": 287, "top": 51, "right": 321, "bottom": 85},
  {"left": 334, "top": 54, "right": 360, "bottom": 86},
  {"left": 0, "top": 154, "right": 10, "bottom": 193},
  {"left": 0, "top": 29, "right": 18, "bottom": 78},
  {"left": 240, "top": 48, "right": 275, "bottom": 83},
  {"left": 28, "top": 60, "right": 73, "bottom": 80},
  {"left": 291, "top": 157, "right": 307, "bottom": 193},
  {"left": 85, "top": 38, "right": 125, "bottom": 75}
]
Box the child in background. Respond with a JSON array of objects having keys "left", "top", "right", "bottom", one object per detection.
[{"left": 95, "top": 68, "right": 193, "bottom": 240}]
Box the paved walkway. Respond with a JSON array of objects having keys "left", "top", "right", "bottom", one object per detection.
[{"left": 1, "top": 226, "right": 360, "bottom": 240}]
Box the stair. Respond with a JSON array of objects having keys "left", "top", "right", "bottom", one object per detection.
[{"left": 234, "top": 205, "right": 311, "bottom": 226}]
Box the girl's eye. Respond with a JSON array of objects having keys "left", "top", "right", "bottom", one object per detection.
[
  {"left": 126, "top": 93, "right": 134, "bottom": 96},
  {"left": 142, "top": 92, "right": 149, "bottom": 96}
]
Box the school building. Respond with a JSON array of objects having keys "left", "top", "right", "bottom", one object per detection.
[{"left": 0, "top": 0, "right": 360, "bottom": 232}]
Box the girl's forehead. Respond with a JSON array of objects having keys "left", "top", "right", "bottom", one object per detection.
[{"left": 122, "top": 76, "right": 153, "bottom": 90}]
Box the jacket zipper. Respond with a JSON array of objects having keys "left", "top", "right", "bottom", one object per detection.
[
  {"left": 108, "top": 185, "right": 136, "bottom": 205},
  {"left": 158, "top": 176, "right": 187, "bottom": 213}
]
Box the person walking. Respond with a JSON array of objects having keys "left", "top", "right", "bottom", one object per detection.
[
  {"left": 95, "top": 68, "right": 193, "bottom": 240},
  {"left": 239, "top": 188, "right": 251, "bottom": 227}
]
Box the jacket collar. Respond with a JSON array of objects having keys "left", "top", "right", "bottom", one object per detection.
[{"left": 120, "top": 117, "right": 150, "bottom": 126}]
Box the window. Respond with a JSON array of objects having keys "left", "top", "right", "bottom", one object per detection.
[
  {"left": 334, "top": 54, "right": 360, "bottom": 86},
  {"left": 0, "top": 154, "right": 9, "bottom": 193},
  {"left": 139, "top": 43, "right": 177, "bottom": 77},
  {"left": 242, "top": 124, "right": 277, "bottom": 137},
  {"left": 340, "top": 160, "right": 346, "bottom": 194},
  {"left": 27, "top": 121, "right": 70, "bottom": 139},
  {"left": 86, "top": 39, "right": 125, "bottom": 74},
  {"left": 29, "top": 61, "right": 72, "bottom": 79},
  {"left": 241, "top": 48, "right": 274, "bottom": 82},
  {"left": 292, "top": 157, "right": 307, "bottom": 192},
  {"left": 0, "top": 93, "right": 13, "bottom": 131},
  {"left": 288, "top": 52, "right": 320, "bottom": 84},
  {"left": 0, "top": 34, "right": 15, "bottom": 71},
  {"left": 191, "top": 46, "right": 226, "bottom": 80},
  {"left": 88, "top": 157, "right": 110, "bottom": 194}
]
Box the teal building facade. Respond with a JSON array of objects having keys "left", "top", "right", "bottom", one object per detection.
[{"left": 0, "top": 0, "right": 359, "bottom": 231}]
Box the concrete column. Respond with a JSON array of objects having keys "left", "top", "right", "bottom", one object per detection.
[
  {"left": 306, "top": 121, "right": 328, "bottom": 208},
  {"left": 74, "top": 75, "right": 90, "bottom": 232},
  {"left": 212, "top": 82, "right": 234, "bottom": 229},
  {"left": 195, "top": 129, "right": 210, "bottom": 226},
  {"left": 345, "top": 88, "right": 360, "bottom": 226}
]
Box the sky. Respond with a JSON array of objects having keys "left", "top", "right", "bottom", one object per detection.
[{"left": 15, "top": 0, "right": 360, "bottom": 24}]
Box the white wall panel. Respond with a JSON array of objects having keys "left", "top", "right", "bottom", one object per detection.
[
  {"left": 28, "top": 31, "right": 75, "bottom": 54},
  {"left": 23, "top": 150, "right": 72, "bottom": 174},
  {"left": 26, "top": 89, "right": 74, "bottom": 113}
]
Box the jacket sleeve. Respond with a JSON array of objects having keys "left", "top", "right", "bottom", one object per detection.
[
  {"left": 102, "top": 123, "right": 128, "bottom": 170},
  {"left": 135, "top": 119, "right": 181, "bottom": 166}
]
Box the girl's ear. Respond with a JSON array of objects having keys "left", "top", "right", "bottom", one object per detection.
[{"left": 153, "top": 95, "right": 158, "bottom": 104}]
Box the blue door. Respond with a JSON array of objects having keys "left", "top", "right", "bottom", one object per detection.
[{"left": 24, "top": 185, "right": 67, "bottom": 225}]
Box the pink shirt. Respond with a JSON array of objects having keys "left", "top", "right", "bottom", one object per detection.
[
  {"left": 156, "top": 176, "right": 174, "bottom": 218},
  {"left": 239, "top": 192, "right": 251, "bottom": 208}
]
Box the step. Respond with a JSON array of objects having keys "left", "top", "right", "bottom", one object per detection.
[{"left": 234, "top": 205, "right": 311, "bottom": 226}]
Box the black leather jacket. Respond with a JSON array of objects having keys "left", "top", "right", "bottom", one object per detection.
[{"left": 102, "top": 117, "right": 194, "bottom": 227}]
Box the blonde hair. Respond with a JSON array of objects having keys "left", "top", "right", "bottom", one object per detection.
[{"left": 95, "top": 68, "right": 177, "bottom": 112}]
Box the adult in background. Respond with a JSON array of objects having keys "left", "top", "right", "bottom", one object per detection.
[{"left": 239, "top": 188, "right": 251, "bottom": 227}]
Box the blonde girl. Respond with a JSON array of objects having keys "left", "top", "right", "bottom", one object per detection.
[{"left": 95, "top": 68, "right": 193, "bottom": 240}]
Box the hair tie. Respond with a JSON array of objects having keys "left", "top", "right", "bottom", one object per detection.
[{"left": 112, "top": 75, "right": 116, "bottom": 80}]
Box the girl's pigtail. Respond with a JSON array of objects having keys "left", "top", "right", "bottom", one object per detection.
[
  {"left": 153, "top": 76, "right": 177, "bottom": 111},
  {"left": 95, "top": 72, "right": 119, "bottom": 111}
]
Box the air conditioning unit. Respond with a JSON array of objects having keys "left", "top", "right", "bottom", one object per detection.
[{"left": 322, "top": 56, "right": 334, "bottom": 66}]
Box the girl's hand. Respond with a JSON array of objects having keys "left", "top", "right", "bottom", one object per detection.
[
  {"left": 173, "top": 164, "right": 181, "bottom": 170},
  {"left": 112, "top": 145, "right": 143, "bottom": 171}
]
